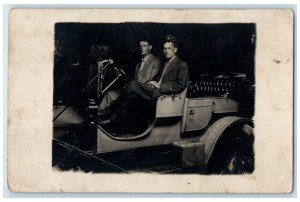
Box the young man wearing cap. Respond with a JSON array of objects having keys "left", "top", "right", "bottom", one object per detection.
[{"left": 99, "top": 35, "right": 189, "bottom": 134}]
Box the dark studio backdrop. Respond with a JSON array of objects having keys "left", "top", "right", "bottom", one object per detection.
[{"left": 54, "top": 22, "right": 256, "bottom": 105}]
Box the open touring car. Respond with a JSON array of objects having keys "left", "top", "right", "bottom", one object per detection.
[{"left": 53, "top": 61, "right": 255, "bottom": 174}]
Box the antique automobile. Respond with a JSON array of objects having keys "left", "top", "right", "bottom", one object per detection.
[{"left": 53, "top": 60, "right": 255, "bottom": 174}]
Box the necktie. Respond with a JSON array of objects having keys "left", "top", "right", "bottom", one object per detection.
[
  {"left": 140, "top": 58, "right": 146, "bottom": 71},
  {"left": 158, "top": 61, "right": 169, "bottom": 86},
  {"left": 137, "top": 58, "right": 146, "bottom": 82}
]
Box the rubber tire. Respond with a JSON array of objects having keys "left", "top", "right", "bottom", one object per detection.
[{"left": 206, "top": 123, "right": 254, "bottom": 174}]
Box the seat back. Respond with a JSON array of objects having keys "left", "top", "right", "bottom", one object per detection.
[
  {"left": 187, "top": 73, "right": 247, "bottom": 98},
  {"left": 155, "top": 85, "right": 189, "bottom": 118}
]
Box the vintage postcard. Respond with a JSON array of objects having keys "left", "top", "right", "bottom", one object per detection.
[{"left": 7, "top": 9, "right": 293, "bottom": 193}]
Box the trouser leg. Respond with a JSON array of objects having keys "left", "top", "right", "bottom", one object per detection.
[
  {"left": 110, "top": 81, "right": 156, "bottom": 123},
  {"left": 98, "top": 90, "right": 120, "bottom": 110},
  {"left": 110, "top": 90, "right": 139, "bottom": 123}
]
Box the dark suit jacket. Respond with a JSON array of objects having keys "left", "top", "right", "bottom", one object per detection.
[
  {"left": 157, "top": 56, "right": 189, "bottom": 95},
  {"left": 110, "top": 57, "right": 188, "bottom": 121},
  {"left": 134, "top": 54, "right": 160, "bottom": 83}
]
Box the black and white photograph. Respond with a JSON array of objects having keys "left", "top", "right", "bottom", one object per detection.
[
  {"left": 7, "top": 9, "right": 293, "bottom": 193},
  {"left": 52, "top": 22, "right": 256, "bottom": 174}
]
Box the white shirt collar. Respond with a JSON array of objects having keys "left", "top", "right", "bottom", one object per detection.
[{"left": 142, "top": 54, "right": 151, "bottom": 62}]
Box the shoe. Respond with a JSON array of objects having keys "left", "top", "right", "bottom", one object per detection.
[
  {"left": 98, "top": 119, "right": 122, "bottom": 135},
  {"left": 97, "top": 119, "right": 111, "bottom": 127},
  {"left": 97, "top": 108, "right": 111, "bottom": 119}
]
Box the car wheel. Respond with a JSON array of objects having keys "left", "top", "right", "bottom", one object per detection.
[{"left": 206, "top": 123, "right": 254, "bottom": 174}]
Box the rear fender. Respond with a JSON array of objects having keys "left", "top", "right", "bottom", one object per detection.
[{"left": 202, "top": 116, "right": 254, "bottom": 165}]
